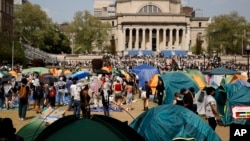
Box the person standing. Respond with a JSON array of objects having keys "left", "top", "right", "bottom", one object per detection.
[
  {"left": 3, "top": 80, "right": 13, "bottom": 110},
  {"left": 125, "top": 81, "right": 133, "bottom": 111},
  {"left": 143, "top": 81, "right": 151, "bottom": 111},
  {"left": 18, "top": 78, "right": 30, "bottom": 121},
  {"left": 56, "top": 77, "right": 66, "bottom": 106},
  {"left": 156, "top": 80, "right": 165, "bottom": 105},
  {"left": 180, "top": 88, "right": 193, "bottom": 111},
  {"left": 80, "top": 85, "right": 91, "bottom": 118},
  {"left": 47, "top": 83, "right": 56, "bottom": 108},
  {"left": 70, "top": 78, "right": 81, "bottom": 118},
  {"left": 100, "top": 78, "right": 111, "bottom": 116},
  {"left": 66, "top": 77, "right": 73, "bottom": 111},
  {"left": 205, "top": 86, "right": 221, "bottom": 130}
]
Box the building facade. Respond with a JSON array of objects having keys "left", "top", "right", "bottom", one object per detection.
[
  {"left": 94, "top": 0, "right": 209, "bottom": 57},
  {"left": 0, "top": 0, "right": 14, "bottom": 40}
]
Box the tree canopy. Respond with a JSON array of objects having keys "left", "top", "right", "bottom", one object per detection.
[
  {"left": 206, "top": 11, "right": 250, "bottom": 55},
  {"left": 67, "top": 11, "right": 112, "bottom": 54}
]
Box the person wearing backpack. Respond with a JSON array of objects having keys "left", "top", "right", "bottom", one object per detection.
[
  {"left": 33, "top": 81, "right": 44, "bottom": 114},
  {"left": 18, "top": 78, "right": 30, "bottom": 121},
  {"left": 47, "top": 83, "right": 56, "bottom": 108}
]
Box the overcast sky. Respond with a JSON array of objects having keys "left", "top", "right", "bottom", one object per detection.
[{"left": 28, "top": 0, "right": 250, "bottom": 24}]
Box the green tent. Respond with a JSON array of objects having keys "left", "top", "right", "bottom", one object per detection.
[
  {"left": 18, "top": 115, "right": 145, "bottom": 141},
  {"left": 22, "top": 67, "right": 49, "bottom": 75}
]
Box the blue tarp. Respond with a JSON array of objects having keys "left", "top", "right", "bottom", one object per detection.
[
  {"left": 215, "top": 82, "right": 250, "bottom": 125},
  {"left": 131, "top": 64, "right": 160, "bottom": 88},
  {"left": 161, "top": 50, "right": 187, "bottom": 58},
  {"left": 130, "top": 104, "right": 221, "bottom": 141},
  {"left": 161, "top": 71, "right": 199, "bottom": 104},
  {"left": 128, "top": 50, "right": 139, "bottom": 55},
  {"left": 141, "top": 50, "right": 152, "bottom": 56}
]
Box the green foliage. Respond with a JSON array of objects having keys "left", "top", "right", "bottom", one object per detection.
[
  {"left": 206, "top": 11, "right": 250, "bottom": 55},
  {"left": 14, "top": 3, "right": 71, "bottom": 54},
  {"left": 67, "top": 11, "right": 112, "bottom": 54},
  {"left": 0, "top": 41, "right": 26, "bottom": 66}
]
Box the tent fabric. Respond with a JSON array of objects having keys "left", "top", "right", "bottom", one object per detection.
[
  {"left": 148, "top": 74, "right": 160, "bottom": 94},
  {"left": 34, "top": 115, "right": 145, "bottom": 141},
  {"left": 17, "top": 117, "right": 46, "bottom": 141},
  {"left": 130, "top": 104, "right": 221, "bottom": 141},
  {"left": 131, "top": 64, "right": 160, "bottom": 88},
  {"left": 203, "top": 66, "right": 240, "bottom": 75},
  {"left": 161, "top": 71, "right": 199, "bottom": 104},
  {"left": 22, "top": 67, "right": 49, "bottom": 75},
  {"left": 215, "top": 83, "right": 250, "bottom": 125}
]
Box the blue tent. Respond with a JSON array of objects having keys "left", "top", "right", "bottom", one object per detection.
[
  {"left": 161, "top": 71, "right": 199, "bottom": 104},
  {"left": 215, "top": 80, "right": 250, "bottom": 126},
  {"left": 131, "top": 64, "right": 160, "bottom": 88},
  {"left": 130, "top": 104, "right": 221, "bottom": 141}
]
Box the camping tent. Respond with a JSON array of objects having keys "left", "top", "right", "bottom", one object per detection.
[
  {"left": 215, "top": 81, "right": 250, "bottom": 126},
  {"left": 203, "top": 66, "right": 240, "bottom": 75},
  {"left": 161, "top": 71, "right": 199, "bottom": 104},
  {"left": 131, "top": 64, "right": 160, "bottom": 88},
  {"left": 130, "top": 104, "right": 221, "bottom": 141},
  {"left": 18, "top": 115, "right": 145, "bottom": 141}
]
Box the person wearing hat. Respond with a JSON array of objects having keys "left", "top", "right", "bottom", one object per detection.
[{"left": 180, "top": 88, "right": 193, "bottom": 111}]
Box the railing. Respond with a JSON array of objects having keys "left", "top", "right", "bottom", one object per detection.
[{"left": 22, "top": 44, "right": 57, "bottom": 63}]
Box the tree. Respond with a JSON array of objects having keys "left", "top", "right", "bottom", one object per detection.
[
  {"left": 14, "top": 3, "right": 71, "bottom": 54},
  {"left": 67, "top": 11, "right": 112, "bottom": 54},
  {"left": 206, "top": 11, "right": 250, "bottom": 55}
]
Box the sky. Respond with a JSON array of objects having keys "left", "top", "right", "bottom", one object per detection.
[{"left": 28, "top": 0, "right": 250, "bottom": 24}]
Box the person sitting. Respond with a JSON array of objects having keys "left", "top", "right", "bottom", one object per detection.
[
  {"left": 0, "top": 118, "right": 24, "bottom": 141},
  {"left": 173, "top": 92, "right": 183, "bottom": 106}
]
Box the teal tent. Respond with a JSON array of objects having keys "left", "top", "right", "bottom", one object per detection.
[
  {"left": 215, "top": 80, "right": 250, "bottom": 125},
  {"left": 130, "top": 104, "right": 221, "bottom": 141},
  {"left": 161, "top": 71, "right": 199, "bottom": 104},
  {"left": 18, "top": 115, "right": 145, "bottom": 141}
]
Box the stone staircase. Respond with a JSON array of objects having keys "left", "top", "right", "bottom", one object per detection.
[{"left": 22, "top": 44, "right": 57, "bottom": 64}]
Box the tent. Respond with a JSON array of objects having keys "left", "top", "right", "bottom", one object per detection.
[
  {"left": 186, "top": 69, "right": 207, "bottom": 90},
  {"left": 36, "top": 115, "right": 144, "bottom": 141},
  {"left": 148, "top": 74, "right": 160, "bottom": 94},
  {"left": 130, "top": 104, "right": 221, "bottom": 141},
  {"left": 22, "top": 67, "right": 49, "bottom": 75},
  {"left": 203, "top": 66, "right": 240, "bottom": 75},
  {"left": 215, "top": 81, "right": 250, "bottom": 126},
  {"left": 131, "top": 64, "right": 160, "bottom": 88},
  {"left": 161, "top": 71, "right": 199, "bottom": 104}
]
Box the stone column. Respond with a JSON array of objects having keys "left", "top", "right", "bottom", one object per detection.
[
  {"left": 123, "top": 28, "right": 126, "bottom": 50},
  {"left": 129, "top": 28, "right": 132, "bottom": 50},
  {"left": 186, "top": 26, "right": 191, "bottom": 51},
  {"left": 181, "top": 28, "right": 185, "bottom": 50},
  {"left": 135, "top": 28, "right": 139, "bottom": 49},
  {"left": 156, "top": 28, "right": 159, "bottom": 52},
  {"left": 149, "top": 29, "right": 152, "bottom": 50},
  {"left": 169, "top": 28, "right": 173, "bottom": 48},
  {"left": 176, "top": 29, "right": 179, "bottom": 48},
  {"left": 142, "top": 29, "right": 145, "bottom": 49},
  {"left": 163, "top": 29, "right": 166, "bottom": 50}
]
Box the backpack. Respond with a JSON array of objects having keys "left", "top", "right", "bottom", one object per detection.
[
  {"left": 19, "top": 85, "right": 28, "bottom": 99},
  {"left": 114, "top": 83, "right": 122, "bottom": 91},
  {"left": 35, "top": 86, "right": 44, "bottom": 99},
  {"left": 49, "top": 87, "right": 56, "bottom": 97}
]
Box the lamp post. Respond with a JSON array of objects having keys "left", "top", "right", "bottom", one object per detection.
[
  {"left": 246, "top": 45, "right": 250, "bottom": 78},
  {"left": 203, "top": 52, "right": 206, "bottom": 71}
]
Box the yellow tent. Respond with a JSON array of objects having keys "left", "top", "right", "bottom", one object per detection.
[
  {"left": 9, "top": 70, "right": 18, "bottom": 78},
  {"left": 191, "top": 74, "right": 206, "bottom": 90}
]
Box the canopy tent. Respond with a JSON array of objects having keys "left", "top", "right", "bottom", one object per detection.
[
  {"left": 161, "top": 71, "right": 199, "bottom": 104},
  {"left": 18, "top": 115, "right": 145, "bottom": 141},
  {"left": 130, "top": 104, "right": 221, "bottom": 141},
  {"left": 215, "top": 81, "right": 250, "bottom": 126},
  {"left": 203, "top": 66, "right": 240, "bottom": 75},
  {"left": 186, "top": 69, "right": 207, "bottom": 90},
  {"left": 131, "top": 64, "right": 160, "bottom": 88},
  {"left": 71, "top": 71, "right": 90, "bottom": 80},
  {"left": 22, "top": 67, "right": 49, "bottom": 75}
]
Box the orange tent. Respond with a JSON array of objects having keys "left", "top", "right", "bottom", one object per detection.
[
  {"left": 63, "top": 69, "right": 72, "bottom": 75},
  {"left": 192, "top": 74, "right": 206, "bottom": 90},
  {"left": 9, "top": 70, "right": 18, "bottom": 78},
  {"left": 101, "top": 67, "right": 111, "bottom": 72},
  {"left": 230, "top": 74, "right": 248, "bottom": 83},
  {"left": 148, "top": 74, "right": 160, "bottom": 94},
  {"left": 50, "top": 68, "right": 59, "bottom": 76}
]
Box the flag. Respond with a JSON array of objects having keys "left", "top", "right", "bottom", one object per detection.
[{"left": 171, "top": 58, "right": 179, "bottom": 70}]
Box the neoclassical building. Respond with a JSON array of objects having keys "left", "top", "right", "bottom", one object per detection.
[{"left": 94, "top": 0, "right": 209, "bottom": 57}]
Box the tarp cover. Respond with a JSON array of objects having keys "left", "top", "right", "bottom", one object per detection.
[
  {"left": 215, "top": 81, "right": 250, "bottom": 125},
  {"left": 203, "top": 66, "right": 240, "bottom": 75},
  {"left": 130, "top": 104, "right": 221, "bottom": 141}
]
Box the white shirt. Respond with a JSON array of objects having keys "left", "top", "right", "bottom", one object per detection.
[
  {"left": 205, "top": 95, "right": 217, "bottom": 118},
  {"left": 70, "top": 84, "right": 80, "bottom": 101}
]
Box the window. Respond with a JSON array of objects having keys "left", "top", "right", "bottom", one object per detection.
[
  {"left": 199, "top": 22, "right": 202, "bottom": 27},
  {"left": 138, "top": 5, "right": 162, "bottom": 14}
]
